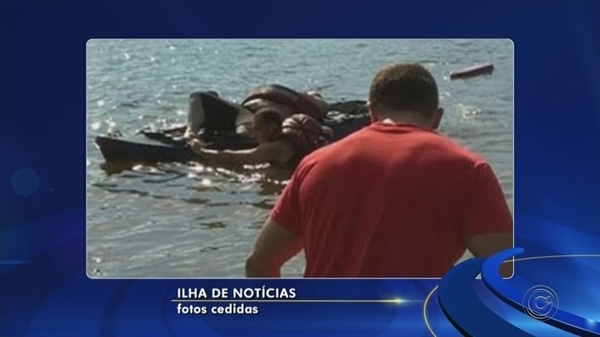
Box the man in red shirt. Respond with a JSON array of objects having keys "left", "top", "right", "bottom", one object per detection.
[{"left": 245, "top": 63, "right": 513, "bottom": 278}]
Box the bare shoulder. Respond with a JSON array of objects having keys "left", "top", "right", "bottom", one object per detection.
[
  {"left": 255, "top": 139, "right": 293, "bottom": 158},
  {"left": 259, "top": 139, "right": 290, "bottom": 152},
  {"left": 269, "top": 139, "right": 296, "bottom": 165},
  {"left": 274, "top": 138, "right": 296, "bottom": 155}
]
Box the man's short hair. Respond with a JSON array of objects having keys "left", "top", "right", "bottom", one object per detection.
[
  {"left": 368, "top": 63, "right": 439, "bottom": 117},
  {"left": 253, "top": 108, "right": 283, "bottom": 127}
]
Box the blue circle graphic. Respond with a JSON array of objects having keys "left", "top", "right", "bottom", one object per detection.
[{"left": 11, "top": 168, "right": 40, "bottom": 196}]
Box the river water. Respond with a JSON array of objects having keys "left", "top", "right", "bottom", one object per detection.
[{"left": 86, "top": 39, "right": 513, "bottom": 278}]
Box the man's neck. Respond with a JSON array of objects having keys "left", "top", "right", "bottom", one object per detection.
[{"left": 379, "top": 112, "right": 433, "bottom": 129}]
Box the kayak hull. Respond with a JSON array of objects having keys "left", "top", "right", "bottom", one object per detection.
[{"left": 95, "top": 136, "right": 197, "bottom": 163}]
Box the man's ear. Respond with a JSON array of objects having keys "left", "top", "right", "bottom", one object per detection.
[
  {"left": 431, "top": 108, "right": 444, "bottom": 130},
  {"left": 367, "top": 102, "right": 381, "bottom": 123}
]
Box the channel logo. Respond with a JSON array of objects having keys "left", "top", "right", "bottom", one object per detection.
[
  {"left": 437, "top": 248, "right": 600, "bottom": 336},
  {"left": 522, "top": 285, "right": 559, "bottom": 321}
]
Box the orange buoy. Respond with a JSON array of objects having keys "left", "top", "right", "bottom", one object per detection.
[{"left": 450, "top": 63, "right": 494, "bottom": 80}]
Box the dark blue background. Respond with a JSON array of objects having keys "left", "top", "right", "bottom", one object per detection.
[{"left": 1, "top": 1, "right": 599, "bottom": 336}]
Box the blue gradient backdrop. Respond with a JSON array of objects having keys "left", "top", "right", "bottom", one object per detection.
[{"left": 1, "top": 1, "right": 599, "bottom": 336}]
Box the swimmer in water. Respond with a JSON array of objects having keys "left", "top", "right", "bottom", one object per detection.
[{"left": 188, "top": 108, "right": 332, "bottom": 168}]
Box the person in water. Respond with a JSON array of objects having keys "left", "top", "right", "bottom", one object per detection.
[
  {"left": 188, "top": 108, "right": 332, "bottom": 168},
  {"left": 245, "top": 63, "right": 513, "bottom": 278},
  {"left": 183, "top": 84, "right": 330, "bottom": 139}
]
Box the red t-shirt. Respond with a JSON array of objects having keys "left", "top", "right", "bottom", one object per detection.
[{"left": 271, "top": 122, "right": 513, "bottom": 277}]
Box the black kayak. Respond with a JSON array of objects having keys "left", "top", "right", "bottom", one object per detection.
[{"left": 94, "top": 100, "right": 370, "bottom": 164}]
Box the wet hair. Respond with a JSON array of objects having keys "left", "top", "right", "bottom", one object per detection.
[
  {"left": 368, "top": 63, "right": 439, "bottom": 118},
  {"left": 253, "top": 108, "right": 282, "bottom": 128}
]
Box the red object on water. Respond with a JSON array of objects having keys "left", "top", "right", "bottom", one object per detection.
[{"left": 450, "top": 63, "right": 494, "bottom": 79}]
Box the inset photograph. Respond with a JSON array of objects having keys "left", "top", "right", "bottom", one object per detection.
[{"left": 86, "top": 39, "right": 514, "bottom": 278}]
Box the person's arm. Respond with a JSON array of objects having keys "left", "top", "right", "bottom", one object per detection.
[
  {"left": 245, "top": 217, "right": 302, "bottom": 277},
  {"left": 466, "top": 233, "right": 513, "bottom": 277},
  {"left": 189, "top": 139, "right": 281, "bottom": 166},
  {"left": 463, "top": 162, "right": 514, "bottom": 277},
  {"left": 245, "top": 164, "right": 307, "bottom": 277}
]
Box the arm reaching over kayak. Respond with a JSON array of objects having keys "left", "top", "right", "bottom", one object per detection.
[
  {"left": 188, "top": 109, "right": 296, "bottom": 167},
  {"left": 189, "top": 138, "right": 294, "bottom": 167},
  {"left": 189, "top": 108, "right": 332, "bottom": 168}
]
